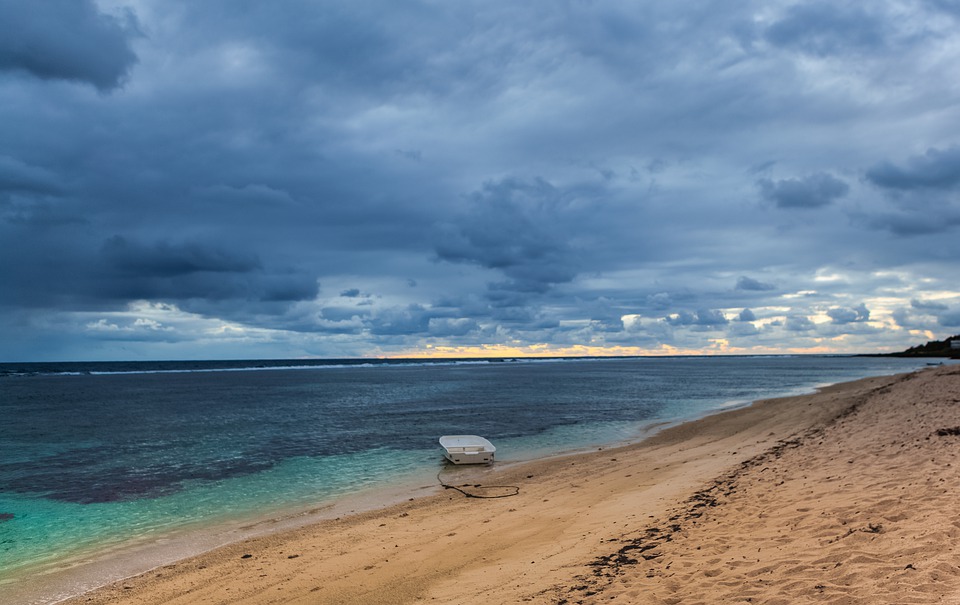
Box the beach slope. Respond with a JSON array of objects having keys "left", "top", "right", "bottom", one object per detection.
[{"left": 65, "top": 366, "right": 960, "bottom": 604}]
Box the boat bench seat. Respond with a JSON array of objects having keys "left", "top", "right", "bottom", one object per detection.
[{"left": 445, "top": 446, "right": 486, "bottom": 453}]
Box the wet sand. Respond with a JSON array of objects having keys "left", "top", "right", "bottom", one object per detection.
[{"left": 60, "top": 365, "right": 960, "bottom": 604}]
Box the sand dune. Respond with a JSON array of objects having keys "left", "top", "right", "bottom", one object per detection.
[{"left": 62, "top": 366, "right": 960, "bottom": 605}]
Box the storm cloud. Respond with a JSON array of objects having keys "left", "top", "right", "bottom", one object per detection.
[
  {"left": 2, "top": 0, "right": 960, "bottom": 361},
  {"left": 435, "top": 178, "right": 586, "bottom": 293},
  {"left": 0, "top": 0, "right": 138, "bottom": 91},
  {"left": 763, "top": 3, "right": 891, "bottom": 56},
  {"left": 866, "top": 146, "right": 960, "bottom": 191},
  {"left": 757, "top": 173, "right": 850, "bottom": 209},
  {"left": 827, "top": 303, "right": 870, "bottom": 325}
]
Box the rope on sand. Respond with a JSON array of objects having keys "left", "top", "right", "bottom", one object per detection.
[{"left": 436, "top": 470, "right": 520, "bottom": 499}]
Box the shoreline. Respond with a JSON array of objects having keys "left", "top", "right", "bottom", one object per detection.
[
  {"left": 4, "top": 476, "right": 438, "bottom": 605},
  {"left": 12, "top": 365, "right": 959, "bottom": 604},
  {"left": 3, "top": 415, "right": 677, "bottom": 605},
  {"left": 0, "top": 382, "right": 787, "bottom": 603},
  {"left": 566, "top": 363, "right": 960, "bottom": 603},
  {"left": 4, "top": 417, "right": 674, "bottom": 605}
]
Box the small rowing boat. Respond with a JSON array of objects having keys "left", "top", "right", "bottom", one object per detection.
[{"left": 439, "top": 435, "right": 496, "bottom": 464}]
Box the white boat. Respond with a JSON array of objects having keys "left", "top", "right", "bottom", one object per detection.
[{"left": 439, "top": 435, "right": 496, "bottom": 465}]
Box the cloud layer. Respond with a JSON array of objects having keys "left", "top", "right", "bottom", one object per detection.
[
  {"left": 0, "top": 0, "right": 138, "bottom": 91},
  {"left": 2, "top": 0, "right": 960, "bottom": 360}
]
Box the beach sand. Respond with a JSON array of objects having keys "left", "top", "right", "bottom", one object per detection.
[{"left": 61, "top": 365, "right": 960, "bottom": 604}]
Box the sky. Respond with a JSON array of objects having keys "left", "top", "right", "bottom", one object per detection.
[{"left": 2, "top": 0, "right": 960, "bottom": 361}]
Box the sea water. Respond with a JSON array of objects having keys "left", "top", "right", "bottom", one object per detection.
[{"left": 0, "top": 355, "right": 936, "bottom": 601}]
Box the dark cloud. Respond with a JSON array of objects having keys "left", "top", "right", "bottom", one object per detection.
[
  {"left": 895, "top": 301, "right": 960, "bottom": 330},
  {"left": 319, "top": 306, "right": 369, "bottom": 322},
  {"left": 860, "top": 211, "right": 960, "bottom": 237},
  {"left": 827, "top": 303, "right": 870, "bottom": 324},
  {"left": 87, "top": 236, "right": 318, "bottom": 307},
  {"left": 785, "top": 316, "right": 816, "bottom": 332},
  {"left": 866, "top": 146, "right": 960, "bottom": 191},
  {"left": 695, "top": 309, "right": 729, "bottom": 327},
  {"left": 0, "top": 156, "right": 63, "bottom": 195},
  {"left": 764, "top": 3, "right": 890, "bottom": 56},
  {"left": 939, "top": 308, "right": 960, "bottom": 327},
  {"left": 912, "top": 299, "right": 948, "bottom": 312},
  {"left": 738, "top": 309, "right": 757, "bottom": 322},
  {"left": 666, "top": 309, "right": 728, "bottom": 327},
  {"left": 0, "top": 0, "right": 138, "bottom": 91},
  {"left": 890, "top": 308, "right": 915, "bottom": 329},
  {"left": 101, "top": 236, "right": 260, "bottom": 278},
  {"left": 435, "top": 177, "right": 584, "bottom": 294},
  {"left": 647, "top": 293, "right": 672, "bottom": 311},
  {"left": 368, "top": 304, "right": 433, "bottom": 336},
  {"left": 729, "top": 321, "right": 760, "bottom": 337},
  {"left": 427, "top": 318, "right": 479, "bottom": 338},
  {"left": 757, "top": 173, "right": 849, "bottom": 209},
  {"left": 736, "top": 276, "right": 775, "bottom": 292},
  {"left": 665, "top": 311, "right": 696, "bottom": 327}
]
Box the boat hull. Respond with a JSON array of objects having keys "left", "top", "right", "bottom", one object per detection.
[
  {"left": 439, "top": 435, "right": 496, "bottom": 465},
  {"left": 442, "top": 450, "right": 495, "bottom": 464}
]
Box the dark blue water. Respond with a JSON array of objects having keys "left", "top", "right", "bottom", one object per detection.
[{"left": 0, "top": 355, "right": 933, "bottom": 595}]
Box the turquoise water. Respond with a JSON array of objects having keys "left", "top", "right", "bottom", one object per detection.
[
  {"left": 0, "top": 355, "right": 937, "bottom": 601},
  {"left": 1, "top": 447, "right": 451, "bottom": 587}
]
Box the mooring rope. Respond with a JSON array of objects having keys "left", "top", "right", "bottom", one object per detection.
[{"left": 436, "top": 470, "right": 520, "bottom": 499}]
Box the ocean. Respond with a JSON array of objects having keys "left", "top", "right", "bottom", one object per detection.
[{"left": 0, "top": 355, "right": 936, "bottom": 602}]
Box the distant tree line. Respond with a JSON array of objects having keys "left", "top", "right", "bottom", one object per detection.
[{"left": 886, "top": 335, "right": 960, "bottom": 358}]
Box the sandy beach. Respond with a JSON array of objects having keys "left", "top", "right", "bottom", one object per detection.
[{"left": 58, "top": 364, "right": 960, "bottom": 604}]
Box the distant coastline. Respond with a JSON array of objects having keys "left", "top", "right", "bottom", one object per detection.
[{"left": 868, "top": 334, "right": 960, "bottom": 359}]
